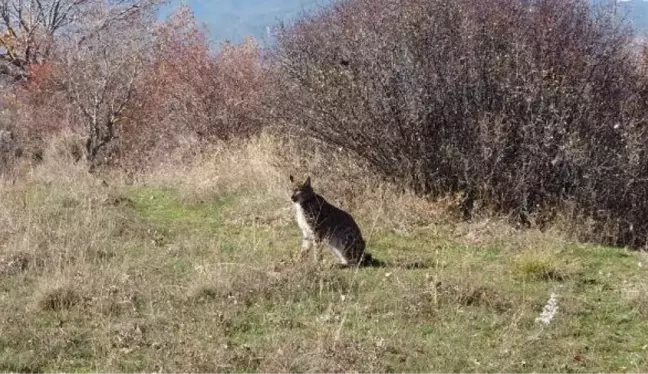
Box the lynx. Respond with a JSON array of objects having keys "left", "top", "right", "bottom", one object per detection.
[{"left": 290, "top": 175, "right": 372, "bottom": 266}]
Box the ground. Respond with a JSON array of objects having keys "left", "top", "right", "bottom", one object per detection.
[{"left": 1, "top": 136, "right": 647, "bottom": 373}]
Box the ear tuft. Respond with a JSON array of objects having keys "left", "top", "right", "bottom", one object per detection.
[{"left": 289, "top": 175, "right": 294, "bottom": 183}]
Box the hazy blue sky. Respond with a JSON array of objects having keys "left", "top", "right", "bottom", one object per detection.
[
  {"left": 161, "top": 0, "right": 330, "bottom": 45},
  {"left": 161, "top": 0, "right": 648, "bottom": 46}
]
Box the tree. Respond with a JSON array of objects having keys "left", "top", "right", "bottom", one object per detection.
[
  {"left": 145, "top": 6, "right": 267, "bottom": 142},
  {"left": 4, "top": 2, "right": 265, "bottom": 171},
  {"left": 0, "top": 0, "right": 158, "bottom": 82},
  {"left": 114, "top": 5, "right": 268, "bottom": 168},
  {"left": 55, "top": 1, "right": 157, "bottom": 170}
]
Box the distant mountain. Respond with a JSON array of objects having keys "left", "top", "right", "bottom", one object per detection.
[{"left": 161, "top": 0, "right": 648, "bottom": 46}]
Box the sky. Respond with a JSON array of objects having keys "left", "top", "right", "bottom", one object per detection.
[
  {"left": 161, "top": 0, "right": 330, "bottom": 45},
  {"left": 161, "top": 0, "right": 648, "bottom": 46}
]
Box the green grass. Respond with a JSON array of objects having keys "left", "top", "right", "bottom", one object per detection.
[{"left": 1, "top": 181, "right": 648, "bottom": 372}]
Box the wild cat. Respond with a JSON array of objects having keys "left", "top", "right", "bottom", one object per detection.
[{"left": 290, "top": 175, "right": 372, "bottom": 266}]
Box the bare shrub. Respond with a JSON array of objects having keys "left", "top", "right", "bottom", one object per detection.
[
  {"left": 0, "top": 0, "right": 162, "bottom": 171},
  {"left": 270, "top": 0, "right": 648, "bottom": 248},
  {"left": 0, "top": 3, "right": 270, "bottom": 173},
  {"left": 117, "top": 6, "right": 270, "bottom": 170},
  {"left": 59, "top": 7, "right": 156, "bottom": 171}
]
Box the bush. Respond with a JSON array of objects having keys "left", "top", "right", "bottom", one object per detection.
[
  {"left": 5, "top": 6, "right": 270, "bottom": 171},
  {"left": 270, "top": 0, "right": 648, "bottom": 248},
  {"left": 116, "top": 7, "right": 270, "bottom": 169}
]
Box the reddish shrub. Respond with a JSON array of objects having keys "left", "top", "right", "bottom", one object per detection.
[{"left": 117, "top": 6, "right": 269, "bottom": 168}]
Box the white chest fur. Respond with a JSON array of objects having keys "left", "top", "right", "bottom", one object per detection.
[{"left": 294, "top": 203, "right": 314, "bottom": 239}]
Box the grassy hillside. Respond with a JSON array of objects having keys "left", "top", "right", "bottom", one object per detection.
[{"left": 1, "top": 135, "right": 648, "bottom": 372}]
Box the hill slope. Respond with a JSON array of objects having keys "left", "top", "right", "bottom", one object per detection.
[{"left": 1, "top": 135, "right": 647, "bottom": 372}]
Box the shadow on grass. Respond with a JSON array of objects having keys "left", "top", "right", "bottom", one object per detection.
[{"left": 335, "top": 254, "right": 432, "bottom": 269}]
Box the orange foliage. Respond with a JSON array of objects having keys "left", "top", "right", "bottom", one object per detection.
[
  {"left": 3, "top": 5, "right": 271, "bottom": 168},
  {"left": 119, "top": 6, "right": 269, "bottom": 167},
  {"left": 6, "top": 60, "right": 72, "bottom": 140},
  {"left": 24, "top": 62, "right": 57, "bottom": 93}
]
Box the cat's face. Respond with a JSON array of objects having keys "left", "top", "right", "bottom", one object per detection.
[{"left": 290, "top": 175, "right": 314, "bottom": 203}]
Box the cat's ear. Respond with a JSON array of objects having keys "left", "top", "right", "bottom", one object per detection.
[{"left": 304, "top": 176, "right": 311, "bottom": 187}]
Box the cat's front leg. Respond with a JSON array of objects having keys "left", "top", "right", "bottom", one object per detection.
[{"left": 297, "top": 236, "right": 314, "bottom": 261}]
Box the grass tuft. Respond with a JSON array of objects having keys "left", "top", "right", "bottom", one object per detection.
[
  {"left": 35, "top": 280, "right": 82, "bottom": 312},
  {"left": 514, "top": 258, "right": 566, "bottom": 282}
]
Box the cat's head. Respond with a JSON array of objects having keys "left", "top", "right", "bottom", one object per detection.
[{"left": 289, "top": 175, "right": 315, "bottom": 203}]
